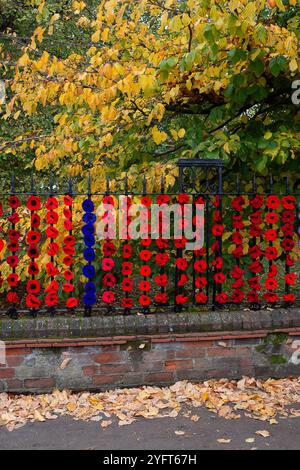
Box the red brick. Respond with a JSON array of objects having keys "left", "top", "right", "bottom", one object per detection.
[
  {"left": 175, "top": 349, "right": 205, "bottom": 359},
  {"left": 6, "top": 348, "right": 31, "bottom": 356},
  {"left": 238, "top": 347, "right": 253, "bottom": 357},
  {"left": 25, "top": 378, "right": 55, "bottom": 389},
  {"left": 6, "top": 356, "right": 24, "bottom": 366},
  {"left": 181, "top": 340, "right": 214, "bottom": 347},
  {"left": 101, "top": 364, "right": 132, "bottom": 374},
  {"left": 0, "top": 368, "right": 15, "bottom": 378},
  {"left": 207, "top": 347, "right": 236, "bottom": 357},
  {"left": 93, "top": 352, "right": 124, "bottom": 363},
  {"left": 144, "top": 372, "right": 174, "bottom": 383},
  {"left": 92, "top": 375, "right": 121, "bottom": 385},
  {"left": 82, "top": 365, "right": 99, "bottom": 376},
  {"left": 6, "top": 379, "right": 23, "bottom": 390},
  {"left": 165, "top": 359, "right": 193, "bottom": 370}
]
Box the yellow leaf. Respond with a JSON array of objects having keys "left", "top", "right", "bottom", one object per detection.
[
  {"left": 289, "top": 59, "right": 298, "bottom": 72},
  {"left": 91, "top": 30, "right": 100, "bottom": 42},
  {"left": 151, "top": 125, "right": 167, "bottom": 145},
  {"left": 178, "top": 128, "right": 185, "bottom": 138}
]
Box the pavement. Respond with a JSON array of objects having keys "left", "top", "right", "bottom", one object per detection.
[{"left": 0, "top": 406, "right": 299, "bottom": 450}]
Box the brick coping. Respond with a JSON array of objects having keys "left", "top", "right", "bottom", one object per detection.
[{"left": 0, "top": 308, "right": 299, "bottom": 341}]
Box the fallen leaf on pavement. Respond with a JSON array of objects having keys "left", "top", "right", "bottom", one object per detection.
[
  {"left": 255, "top": 430, "right": 270, "bottom": 437},
  {"left": 217, "top": 438, "right": 231, "bottom": 444}
]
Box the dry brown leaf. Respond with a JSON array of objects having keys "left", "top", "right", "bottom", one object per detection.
[
  {"left": 255, "top": 430, "right": 270, "bottom": 437},
  {"left": 101, "top": 420, "right": 112, "bottom": 428},
  {"left": 191, "top": 415, "right": 200, "bottom": 422},
  {"left": 60, "top": 357, "right": 72, "bottom": 369},
  {"left": 245, "top": 438, "right": 255, "bottom": 443},
  {"left": 217, "top": 438, "right": 231, "bottom": 443},
  {"left": 175, "top": 430, "right": 185, "bottom": 435}
]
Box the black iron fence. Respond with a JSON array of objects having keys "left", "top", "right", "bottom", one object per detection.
[{"left": 0, "top": 159, "right": 299, "bottom": 318}]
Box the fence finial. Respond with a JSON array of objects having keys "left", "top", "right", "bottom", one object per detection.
[
  {"left": 87, "top": 172, "right": 91, "bottom": 196},
  {"left": 124, "top": 173, "right": 128, "bottom": 195},
  {"left": 269, "top": 174, "right": 273, "bottom": 193},
  {"left": 68, "top": 176, "right": 73, "bottom": 195},
  {"left": 143, "top": 174, "right": 147, "bottom": 195},
  {"left": 285, "top": 176, "right": 290, "bottom": 194},
  {"left": 10, "top": 173, "right": 15, "bottom": 193},
  {"left": 161, "top": 174, "right": 165, "bottom": 194},
  {"left": 252, "top": 173, "right": 257, "bottom": 193},
  {"left": 106, "top": 175, "right": 110, "bottom": 195},
  {"left": 30, "top": 174, "right": 35, "bottom": 193},
  {"left": 236, "top": 174, "right": 240, "bottom": 194},
  {"left": 49, "top": 175, "right": 54, "bottom": 196}
]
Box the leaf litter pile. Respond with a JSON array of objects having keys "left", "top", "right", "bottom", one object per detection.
[{"left": 1, "top": 377, "right": 300, "bottom": 432}]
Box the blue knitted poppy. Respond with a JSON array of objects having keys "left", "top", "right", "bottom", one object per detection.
[
  {"left": 83, "top": 293, "right": 97, "bottom": 306},
  {"left": 84, "top": 235, "right": 95, "bottom": 247},
  {"left": 83, "top": 212, "right": 96, "bottom": 224},
  {"left": 84, "top": 247, "right": 95, "bottom": 262},
  {"left": 81, "top": 223, "right": 94, "bottom": 236},
  {"left": 82, "top": 199, "right": 94, "bottom": 212},
  {"left": 82, "top": 264, "right": 95, "bottom": 279}
]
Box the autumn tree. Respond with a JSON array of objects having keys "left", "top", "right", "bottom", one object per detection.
[{"left": 0, "top": 0, "right": 299, "bottom": 190}]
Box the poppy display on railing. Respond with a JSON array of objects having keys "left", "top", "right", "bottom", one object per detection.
[{"left": 0, "top": 168, "right": 299, "bottom": 319}]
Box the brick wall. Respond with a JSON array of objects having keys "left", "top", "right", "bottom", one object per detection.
[{"left": 1, "top": 330, "right": 300, "bottom": 393}]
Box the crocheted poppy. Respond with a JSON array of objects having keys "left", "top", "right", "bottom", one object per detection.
[
  {"left": 195, "top": 277, "right": 207, "bottom": 289},
  {"left": 139, "top": 249, "right": 151, "bottom": 261},
  {"left": 102, "top": 257, "right": 114, "bottom": 271},
  {"left": 139, "top": 280, "right": 151, "bottom": 291},
  {"left": 265, "top": 229, "right": 277, "bottom": 241},
  {"left": 250, "top": 195, "right": 264, "bottom": 209},
  {"left": 83, "top": 293, "right": 97, "bottom": 305},
  {"left": 6, "top": 255, "right": 19, "bottom": 268},
  {"left": 175, "top": 258, "right": 188, "bottom": 270},
  {"left": 31, "top": 213, "right": 41, "bottom": 228},
  {"left": 122, "top": 262, "right": 133, "bottom": 276},
  {"left": 63, "top": 245, "right": 75, "bottom": 257},
  {"left": 286, "top": 255, "right": 296, "bottom": 267},
  {"left": 232, "top": 215, "right": 244, "bottom": 230},
  {"left": 103, "top": 241, "right": 116, "bottom": 256},
  {"left": 85, "top": 282, "right": 96, "bottom": 294},
  {"left": 45, "top": 197, "right": 58, "bottom": 210},
  {"left": 282, "top": 195, "right": 296, "bottom": 210},
  {"left": 249, "top": 245, "right": 262, "bottom": 259},
  {"left": 47, "top": 242, "right": 59, "bottom": 256},
  {"left": 250, "top": 211, "right": 263, "bottom": 225},
  {"left": 64, "top": 220, "right": 73, "bottom": 231},
  {"left": 248, "top": 291, "right": 259, "bottom": 303},
  {"left": 281, "top": 238, "right": 294, "bottom": 251},
  {"left": 27, "top": 195, "right": 41, "bottom": 211},
  {"left": 232, "top": 278, "right": 244, "bottom": 289},
  {"left": 265, "top": 278, "right": 278, "bottom": 290},
  {"left": 194, "top": 260, "right": 207, "bottom": 273},
  {"left": 155, "top": 253, "right": 169, "bottom": 266},
  {"left": 248, "top": 260, "right": 262, "bottom": 273},
  {"left": 265, "top": 246, "right": 278, "bottom": 260},
  {"left": 46, "top": 211, "right": 59, "bottom": 225},
  {"left": 66, "top": 297, "right": 78, "bottom": 309},
  {"left": 266, "top": 195, "right": 280, "bottom": 209},
  {"left": 154, "top": 293, "right": 168, "bottom": 304},
  {"left": 214, "top": 272, "right": 226, "bottom": 284},
  {"left": 8, "top": 213, "right": 20, "bottom": 225},
  {"left": 102, "top": 291, "right": 115, "bottom": 303},
  {"left": 231, "top": 265, "right": 244, "bottom": 279},
  {"left": 139, "top": 294, "right": 151, "bottom": 306},
  {"left": 156, "top": 195, "right": 170, "bottom": 205},
  {"left": 154, "top": 274, "right": 168, "bottom": 287},
  {"left": 212, "top": 224, "right": 224, "bottom": 237},
  {"left": 9, "top": 195, "right": 20, "bottom": 209},
  {"left": 282, "top": 211, "right": 295, "bottom": 223},
  {"left": 7, "top": 242, "right": 19, "bottom": 252},
  {"left": 64, "top": 269, "right": 73, "bottom": 281},
  {"left": 26, "top": 294, "right": 41, "bottom": 309},
  {"left": 46, "top": 226, "right": 59, "bottom": 239},
  {"left": 26, "top": 231, "right": 41, "bottom": 245},
  {"left": 7, "top": 291, "right": 19, "bottom": 303},
  {"left": 45, "top": 280, "right": 59, "bottom": 294},
  {"left": 28, "top": 262, "right": 39, "bottom": 275},
  {"left": 178, "top": 194, "right": 189, "bottom": 204},
  {"left": 81, "top": 224, "right": 94, "bottom": 236},
  {"left": 45, "top": 294, "right": 58, "bottom": 306},
  {"left": 64, "top": 195, "right": 73, "bottom": 206},
  {"left": 283, "top": 293, "right": 296, "bottom": 302},
  {"left": 268, "top": 265, "right": 278, "bottom": 277},
  {"left": 141, "top": 238, "right": 152, "bottom": 247},
  {"left": 232, "top": 232, "right": 243, "bottom": 245},
  {"left": 8, "top": 229, "right": 20, "bottom": 241},
  {"left": 26, "top": 279, "right": 40, "bottom": 294},
  {"left": 196, "top": 292, "right": 208, "bottom": 304},
  {"left": 82, "top": 264, "right": 96, "bottom": 278},
  {"left": 63, "top": 208, "right": 72, "bottom": 220},
  {"left": 265, "top": 212, "right": 278, "bottom": 224},
  {"left": 63, "top": 283, "right": 74, "bottom": 292},
  {"left": 231, "top": 196, "right": 245, "bottom": 212},
  {"left": 122, "top": 244, "right": 132, "bottom": 258},
  {"left": 140, "top": 265, "right": 151, "bottom": 276},
  {"left": 82, "top": 212, "right": 96, "bottom": 224},
  {"left": 82, "top": 198, "right": 95, "bottom": 213},
  {"left": 103, "top": 273, "right": 116, "bottom": 287},
  {"left": 285, "top": 273, "right": 296, "bottom": 285},
  {"left": 212, "top": 257, "right": 223, "bottom": 270},
  {"left": 141, "top": 196, "right": 151, "bottom": 207},
  {"left": 84, "top": 247, "right": 95, "bottom": 262},
  {"left": 46, "top": 262, "right": 59, "bottom": 277},
  {"left": 231, "top": 290, "right": 244, "bottom": 303},
  {"left": 122, "top": 298, "right": 133, "bottom": 308},
  {"left": 216, "top": 292, "right": 228, "bottom": 304},
  {"left": 84, "top": 235, "right": 95, "bottom": 247},
  {"left": 156, "top": 239, "right": 168, "bottom": 250},
  {"left": 174, "top": 238, "right": 186, "bottom": 249},
  {"left": 122, "top": 278, "right": 133, "bottom": 292},
  {"left": 7, "top": 273, "right": 18, "bottom": 287},
  {"left": 0, "top": 239, "right": 4, "bottom": 253},
  {"left": 263, "top": 292, "right": 277, "bottom": 303},
  {"left": 175, "top": 294, "right": 189, "bottom": 305},
  {"left": 27, "top": 245, "right": 39, "bottom": 259}
]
